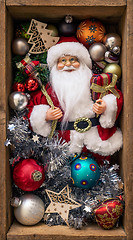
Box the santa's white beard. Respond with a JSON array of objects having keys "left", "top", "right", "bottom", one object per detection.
[{"left": 50, "top": 63, "right": 92, "bottom": 124}]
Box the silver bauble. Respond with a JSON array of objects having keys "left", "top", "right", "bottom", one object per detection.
[
  {"left": 12, "top": 38, "right": 30, "bottom": 55},
  {"left": 9, "top": 91, "right": 29, "bottom": 111},
  {"left": 112, "top": 46, "right": 121, "bottom": 55},
  {"left": 12, "top": 194, "right": 45, "bottom": 225},
  {"left": 89, "top": 43, "right": 107, "bottom": 62},
  {"left": 103, "top": 33, "right": 121, "bottom": 51}
]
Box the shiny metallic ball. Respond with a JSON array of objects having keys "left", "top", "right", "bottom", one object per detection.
[
  {"left": 12, "top": 38, "right": 30, "bottom": 55},
  {"left": 112, "top": 46, "right": 121, "bottom": 55},
  {"left": 103, "top": 63, "right": 122, "bottom": 79},
  {"left": 9, "top": 91, "right": 29, "bottom": 111},
  {"left": 13, "top": 194, "right": 45, "bottom": 225},
  {"left": 47, "top": 24, "right": 59, "bottom": 37},
  {"left": 89, "top": 43, "right": 107, "bottom": 62},
  {"left": 103, "top": 33, "right": 121, "bottom": 51}
]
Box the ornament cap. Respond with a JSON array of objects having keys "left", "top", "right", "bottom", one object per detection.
[
  {"left": 32, "top": 170, "right": 42, "bottom": 181},
  {"left": 11, "top": 197, "right": 22, "bottom": 207}
]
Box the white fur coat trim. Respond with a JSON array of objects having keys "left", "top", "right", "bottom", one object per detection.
[
  {"left": 69, "top": 126, "right": 122, "bottom": 156},
  {"left": 99, "top": 94, "right": 117, "bottom": 128},
  {"left": 30, "top": 105, "right": 51, "bottom": 137},
  {"left": 47, "top": 42, "right": 92, "bottom": 70}
]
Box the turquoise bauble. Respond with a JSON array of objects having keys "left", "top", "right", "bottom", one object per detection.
[{"left": 71, "top": 156, "right": 100, "bottom": 189}]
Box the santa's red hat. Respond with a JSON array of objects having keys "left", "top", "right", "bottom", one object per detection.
[{"left": 47, "top": 36, "right": 92, "bottom": 69}]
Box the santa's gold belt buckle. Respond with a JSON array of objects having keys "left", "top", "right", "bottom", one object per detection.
[{"left": 74, "top": 117, "right": 92, "bottom": 133}]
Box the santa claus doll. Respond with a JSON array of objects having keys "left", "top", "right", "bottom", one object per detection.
[{"left": 27, "top": 36, "right": 123, "bottom": 159}]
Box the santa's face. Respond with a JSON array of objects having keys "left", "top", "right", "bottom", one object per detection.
[
  {"left": 57, "top": 55, "right": 80, "bottom": 72},
  {"left": 50, "top": 55, "right": 93, "bottom": 123}
]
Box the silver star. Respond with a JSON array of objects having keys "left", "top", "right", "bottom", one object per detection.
[
  {"left": 8, "top": 124, "right": 15, "bottom": 131},
  {"left": 5, "top": 139, "right": 11, "bottom": 146},
  {"left": 32, "top": 135, "right": 39, "bottom": 143},
  {"left": 113, "top": 164, "right": 119, "bottom": 170},
  {"left": 83, "top": 205, "right": 92, "bottom": 213}
]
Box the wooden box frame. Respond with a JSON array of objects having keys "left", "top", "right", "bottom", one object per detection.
[{"left": 0, "top": 0, "right": 133, "bottom": 239}]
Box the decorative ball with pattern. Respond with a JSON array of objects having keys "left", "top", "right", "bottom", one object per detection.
[
  {"left": 71, "top": 155, "right": 100, "bottom": 189},
  {"left": 13, "top": 158, "right": 45, "bottom": 191},
  {"left": 12, "top": 38, "right": 30, "bottom": 55},
  {"left": 94, "top": 198, "right": 123, "bottom": 229},
  {"left": 76, "top": 18, "right": 106, "bottom": 48},
  {"left": 89, "top": 43, "right": 107, "bottom": 62},
  {"left": 25, "top": 77, "right": 39, "bottom": 91},
  {"left": 9, "top": 91, "right": 29, "bottom": 111},
  {"left": 13, "top": 82, "right": 25, "bottom": 92},
  {"left": 11, "top": 194, "right": 45, "bottom": 225}
]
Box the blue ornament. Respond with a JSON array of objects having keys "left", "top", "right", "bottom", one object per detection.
[{"left": 71, "top": 155, "right": 100, "bottom": 189}]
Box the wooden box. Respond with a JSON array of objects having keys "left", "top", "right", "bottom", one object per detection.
[{"left": 0, "top": 0, "right": 133, "bottom": 239}]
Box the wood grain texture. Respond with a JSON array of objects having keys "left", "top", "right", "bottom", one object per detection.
[
  {"left": 7, "top": 222, "right": 126, "bottom": 240},
  {"left": 0, "top": 1, "right": 7, "bottom": 240},
  {"left": 6, "top": 0, "right": 127, "bottom": 7}
]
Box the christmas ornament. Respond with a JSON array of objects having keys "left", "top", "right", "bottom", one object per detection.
[
  {"left": 12, "top": 38, "right": 30, "bottom": 55},
  {"left": 103, "top": 63, "right": 122, "bottom": 79},
  {"left": 25, "top": 77, "right": 39, "bottom": 91},
  {"left": 15, "top": 22, "right": 30, "bottom": 40},
  {"left": 13, "top": 82, "right": 25, "bottom": 92},
  {"left": 77, "top": 18, "right": 106, "bottom": 48},
  {"left": 103, "top": 33, "right": 121, "bottom": 55},
  {"left": 71, "top": 155, "right": 100, "bottom": 189},
  {"left": 94, "top": 198, "right": 123, "bottom": 229},
  {"left": 9, "top": 91, "right": 29, "bottom": 111},
  {"left": 13, "top": 158, "right": 45, "bottom": 191},
  {"left": 89, "top": 43, "right": 107, "bottom": 62},
  {"left": 45, "top": 185, "right": 81, "bottom": 226},
  {"left": 105, "top": 51, "right": 119, "bottom": 64},
  {"left": 11, "top": 194, "right": 45, "bottom": 225},
  {"left": 58, "top": 15, "right": 77, "bottom": 37},
  {"left": 92, "top": 60, "right": 107, "bottom": 74},
  {"left": 47, "top": 24, "right": 59, "bottom": 37},
  {"left": 27, "top": 19, "right": 59, "bottom": 54}
]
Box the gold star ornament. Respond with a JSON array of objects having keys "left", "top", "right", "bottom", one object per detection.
[{"left": 45, "top": 185, "right": 82, "bottom": 226}]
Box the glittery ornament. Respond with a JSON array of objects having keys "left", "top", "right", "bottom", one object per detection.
[
  {"left": 71, "top": 155, "right": 100, "bottom": 189},
  {"left": 89, "top": 43, "right": 107, "bottom": 62},
  {"left": 58, "top": 15, "right": 77, "bottom": 37},
  {"left": 13, "top": 82, "right": 25, "bottom": 92},
  {"left": 103, "top": 63, "right": 121, "bottom": 79},
  {"left": 12, "top": 38, "right": 30, "bottom": 55},
  {"left": 13, "top": 158, "right": 45, "bottom": 191},
  {"left": 15, "top": 22, "right": 30, "bottom": 40},
  {"left": 25, "top": 77, "right": 39, "bottom": 91},
  {"left": 94, "top": 198, "right": 123, "bottom": 229},
  {"left": 77, "top": 18, "right": 106, "bottom": 48},
  {"left": 9, "top": 91, "right": 29, "bottom": 111},
  {"left": 11, "top": 194, "right": 45, "bottom": 225}
]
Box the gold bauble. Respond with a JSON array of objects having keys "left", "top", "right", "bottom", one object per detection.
[
  {"left": 46, "top": 24, "right": 59, "bottom": 37},
  {"left": 12, "top": 38, "right": 30, "bottom": 55},
  {"left": 103, "top": 63, "right": 121, "bottom": 79}
]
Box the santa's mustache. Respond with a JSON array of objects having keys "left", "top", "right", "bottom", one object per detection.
[{"left": 59, "top": 65, "right": 76, "bottom": 71}]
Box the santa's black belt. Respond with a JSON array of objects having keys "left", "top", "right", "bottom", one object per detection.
[{"left": 56, "top": 117, "right": 100, "bottom": 133}]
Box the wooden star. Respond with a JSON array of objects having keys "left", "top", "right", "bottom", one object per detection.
[{"left": 45, "top": 185, "right": 82, "bottom": 226}]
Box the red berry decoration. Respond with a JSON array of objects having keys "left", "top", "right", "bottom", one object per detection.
[
  {"left": 13, "top": 82, "right": 25, "bottom": 92},
  {"left": 94, "top": 198, "right": 123, "bottom": 229},
  {"left": 25, "top": 78, "right": 39, "bottom": 91},
  {"left": 13, "top": 158, "right": 45, "bottom": 191}
]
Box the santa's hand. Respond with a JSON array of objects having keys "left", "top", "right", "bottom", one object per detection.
[
  {"left": 93, "top": 99, "right": 106, "bottom": 115},
  {"left": 46, "top": 107, "right": 63, "bottom": 121}
]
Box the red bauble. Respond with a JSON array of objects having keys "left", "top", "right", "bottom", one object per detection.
[
  {"left": 25, "top": 78, "right": 39, "bottom": 91},
  {"left": 94, "top": 198, "right": 123, "bottom": 229},
  {"left": 13, "top": 82, "right": 25, "bottom": 92},
  {"left": 13, "top": 158, "right": 45, "bottom": 191}
]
